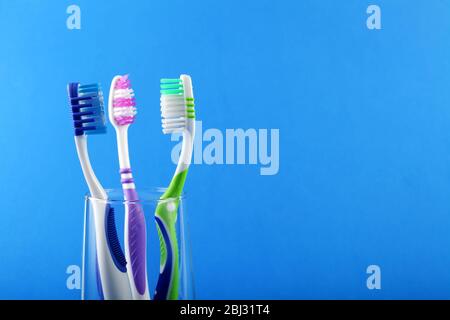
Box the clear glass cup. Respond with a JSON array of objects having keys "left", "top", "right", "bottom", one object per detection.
[{"left": 81, "top": 188, "right": 194, "bottom": 300}]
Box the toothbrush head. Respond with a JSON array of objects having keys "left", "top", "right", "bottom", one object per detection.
[
  {"left": 109, "top": 74, "right": 137, "bottom": 128},
  {"left": 160, "top": 75, "right": 195, "bottom": 135},
  {"left": 68, "top": 82, "right": 107, "bottom": 136}
]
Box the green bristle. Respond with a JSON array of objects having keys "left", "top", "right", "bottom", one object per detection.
[
  {"left": 161, "top": 78, "right": 182, "bottom": 83},
  {"left": 160, "top": 78, "right": 184, "bottom": 95}
]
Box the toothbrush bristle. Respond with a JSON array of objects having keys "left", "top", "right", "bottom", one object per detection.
[
  {"left": 68, "top": 82, "right": 107, "bottom": 136},
  {"left": 160, "top": 78, "right": 194, "bottom": 134},
  {"left": 112, "top": 74, "right": 137, "bottom": 126}
]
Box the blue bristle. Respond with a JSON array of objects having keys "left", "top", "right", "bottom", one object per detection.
[{"left": 68, "top": 82, "right": 107, "bottom": 136}]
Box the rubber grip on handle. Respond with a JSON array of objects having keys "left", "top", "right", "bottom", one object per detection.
[
  {"left": 124, "top": 188, "right": 147, "bottom": 296},
  {"left": 154, "top": 199, "right": 180, "bottom": 300}
]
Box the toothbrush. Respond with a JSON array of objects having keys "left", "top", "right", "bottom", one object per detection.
[
  {"left": 68, "top": 82, "right": 132, "bottom": 300},
  {"left": 108, "top": 75, "right": 150, "bottom": 300},
  {"left": 154, "top": 74, "right": 195, "bottom": 300}
]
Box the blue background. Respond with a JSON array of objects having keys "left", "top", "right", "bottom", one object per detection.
[{"left": 0, "top": 0, "right": 450, "bottom": 299}]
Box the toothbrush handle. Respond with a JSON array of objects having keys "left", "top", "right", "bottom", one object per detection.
[
  {"left": 75, "top": 136, "right": 131, "bottom": 299},
  {"left": 154, "top": 199, "right": 180, "bottom": 300},
  {"left": 91, "top": 201, "right": 131, "bottom": 299},
  {"left": 124, "top": 188, "right": 149, "bottom": 299}
]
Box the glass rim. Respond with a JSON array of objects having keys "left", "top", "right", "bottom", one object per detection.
[{"left": 84, "top": 187, "right": 186, "bottom": 204}]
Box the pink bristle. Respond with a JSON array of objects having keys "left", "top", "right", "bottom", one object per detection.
[
  {"left": 113, "top": 97, "right": 136, "bottom": 107},
  {"left": 114, "top": 74, "right": 131, "bottom": 89},
  {"left": 115, "top": 116, "right": 135, "bottom": 125},
  {"left": 113, "top": 74, "right": 136, "bottom": 125}
]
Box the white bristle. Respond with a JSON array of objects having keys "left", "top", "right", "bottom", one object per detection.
[
  {"left": 114, "top": 107, "right": 137, "bottom": 116},
  {"left": 113, "top": 87, "right": 137, "bottom": 119},
  {"left": 114, "top": 88, "right": 134, "bottom": 98},
  {"left": 160, "top": 95, "right": 187, "bottom": 134}
]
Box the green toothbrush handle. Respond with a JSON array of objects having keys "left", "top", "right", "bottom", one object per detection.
[
  {"left": 154, "top": 169, "right": 188, "bottom": 300},
  {"left": 154, "top": 199, "right": 180, "bottom": 300}
]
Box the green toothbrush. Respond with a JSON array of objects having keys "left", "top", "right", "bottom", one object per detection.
[{"left": 154, "top": 74, "right": 195, "bottom": 300}]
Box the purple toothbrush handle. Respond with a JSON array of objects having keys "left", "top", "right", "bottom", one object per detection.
[{"left": 124, "top": 186, "right": 147, "bottom": 295}]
